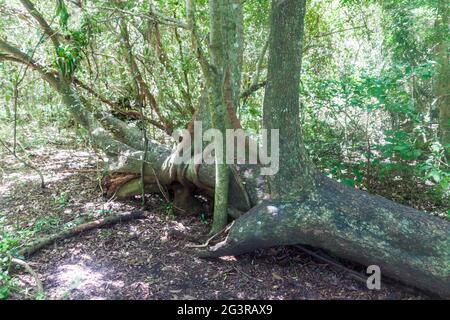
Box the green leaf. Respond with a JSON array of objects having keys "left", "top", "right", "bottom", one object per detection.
[
  {"left": 56, "top": 0, "right": 69, "bottom": 30},
  {"left": 429, "top": 170, "right": 442, "bottom": 183}
]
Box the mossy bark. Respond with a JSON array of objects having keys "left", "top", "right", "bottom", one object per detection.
[
  {"left": 204, "top": 175, "right": 450, "bottom": 298},
  {"left": 262, "top": 0, "right": 315, "bottom": 200},
  {"left": 207, "top": 0, "right": 244, "bottom": 234}
]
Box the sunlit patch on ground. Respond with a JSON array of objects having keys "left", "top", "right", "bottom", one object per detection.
[{"left": 47, "top": 263, "right": 124, "bottom": 300}]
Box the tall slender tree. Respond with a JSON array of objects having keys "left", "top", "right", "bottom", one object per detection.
[{"left": 434, "top": 0, "right": 450, "bottom": 157}]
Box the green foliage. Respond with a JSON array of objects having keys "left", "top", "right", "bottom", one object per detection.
[
  {"left": 54, "top": 3, "right": 94, "bottom": 78},
  {"left": 164, "top": 202, "right": 175, "bottom": 219},
  {"left": 56, "top": 0, "right": 70, "bottom": 30},
  {"left": 418, "top": 142, "right": 450, "bottom": 197},
  {"left": 199, "top": 212, "right": 208, "bottom": 224},
  {"left": 378, "top": 130, "right": 422, "bottom": 161},
  {"left": 0, "top": 215, "right": 23, "bottom": 261},
  {"left": 53, "top": 192, "right": 69, "bottom": 209},
  {"left": 0, "top": 271, "right": 14, "bottom": 300},
  {"left": 55, "top": 44, "right": 81, "bottom": 77},
  {"left": 302, "top": 49, "right": 448, "bottom": 212},
  {"left": 32, "top": 216, "right": 62, "bottom": 234},
  {"left": 0, "top": 215, "right": 21, "bottom": 300}
]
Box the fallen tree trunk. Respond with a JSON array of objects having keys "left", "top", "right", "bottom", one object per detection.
[
  {"left": 203, "top": 175, "right": 450, "bottom": 298},
  {"left": 19, "top": 211, "right": 145, "bottom": 257}
]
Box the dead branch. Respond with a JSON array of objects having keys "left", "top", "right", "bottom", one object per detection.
[
  {"left": 18, "top": 211, "right": 145, "bottom": 257},
  {"left": 293, "top": 245, "right": 368, "bottom": 283}
]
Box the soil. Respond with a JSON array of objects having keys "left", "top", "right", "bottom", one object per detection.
[{"left": 0, "top": 146, "right": 427, "bottom": 300}]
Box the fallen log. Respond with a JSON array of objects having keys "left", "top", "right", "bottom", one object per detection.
[{"left": 19, "top": 211, "right": 145, "bottom": 257}]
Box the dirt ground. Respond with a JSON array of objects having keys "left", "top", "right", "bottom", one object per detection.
[{"left": 0, "top": 146, "right": 427, "bottom": 300}]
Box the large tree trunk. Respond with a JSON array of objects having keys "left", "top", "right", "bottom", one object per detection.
[
  {"left": 4, "top": 49, "right": 449, "bottom": 300},
  {"left": 204, "top": 174, "right": 450, "bottom": 298},
  {"left": 202, "top": 0, "right": 450, "bottom": 298},
  {"left": 262, "top": 0, "right": 315, "bottom": 199}
]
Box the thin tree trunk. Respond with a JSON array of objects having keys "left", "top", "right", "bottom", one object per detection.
[{"left": 207, "top": 0, "right": 244, "bottom": 234}]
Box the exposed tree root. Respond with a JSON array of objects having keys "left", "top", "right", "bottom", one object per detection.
[
  {"left": 293, "top": 245, "right": 367, "bottom": 283},
  {"left": 11, "top": 258, "right": 44, "bottom": 296},
  {"left": 101, "top": 147, "right": 449, "bottom": 298},
  {"left": 187, "top": 222, "right": 235, "bottom": 249},
  {"left": 19, "top": 211, "right": 145, "bottom": 257}
]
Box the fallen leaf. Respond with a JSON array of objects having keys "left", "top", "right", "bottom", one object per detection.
[{"left": 272, "top": 272, "right": 282, "bottom": 280}]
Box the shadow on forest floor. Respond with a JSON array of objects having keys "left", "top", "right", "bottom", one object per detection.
[{"left": 0, "top": 145, "right": 426, "bottom": 299}]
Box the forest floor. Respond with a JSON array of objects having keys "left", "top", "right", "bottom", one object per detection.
[{"left": 0, "top": 145, "right": 427, "bottom": 300}]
